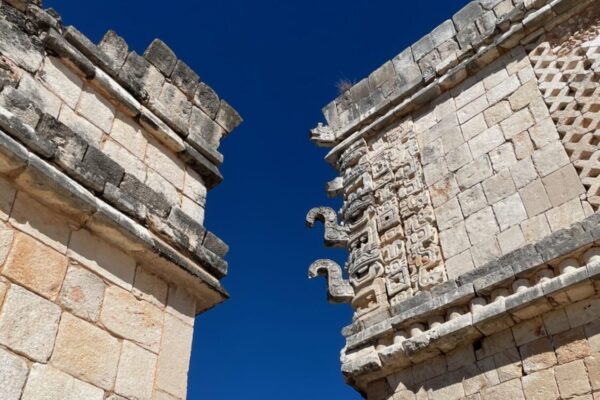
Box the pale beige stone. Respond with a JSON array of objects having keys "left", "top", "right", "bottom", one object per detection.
[
  {"left": 542, "top": 308, "right": 570, "bottom": 336},
  {"left": 469, "top": 125, "right": 505, "bottom": 159},
  {"left": 445, "top": 250, "right": 474, "bottom": 280},
  {"left": 520, "top": 337, "right": 557, "bottom": 373},
  {"left": 458, "top": 96, "right": 489, "bottom": 124},
  {"left": 482, "top": 169, "right": 516, "bottom": 204},
  {"left": 493, "top": 348, "right": 523, "bottom": 382},
  {"left": 133, "top": 266, "right": 167, "bottom": 308},
  {"left": 103, "top": 139, "right": 147, "bottom": 182},
  {"left": 542, "top": 164, "right": 586, "bottom": 208},
  {"left": 567, "top": 298, "right": 600, "bottom": 329},
  {"left": 522, "top": 369, "right": 559, "bottom": 400},
  {"left": 465, "top": 207, "right": 500, "bottom": 245},
  {"left": 0, "top": 176, "right": 16, "bottom": 221},
  {"left": 471, "top": 238, "right": 502, "bottom": 267},
  {"left": 456, "top": 155, "right": 493, "bottom": 190},
  {"left": 19, "top": 74, "right": 61, "bottom": 117},
  {"left": 153, "top": 391, "right": 178, "bottom": 400},
  {"left": 76, "top": 86, "right": 116, "bottom": 132},
  {"left": 101, "top": 285, "right": 163, "bottom": 352},
  {"left": 430, "top": 174, "right": 460, "bottom": 208},
  {"left": 508, "top": 79, "right": 540, "bottom": 111},
  {"left": 458, "top": 184, "right": 487, "bottom": 217},
  {"left": 510, "top": 157, "right": 537, "bottom": 189},
  {"left": 145, "top": 138, "right": 185, "bottom": 189},
  {"left": 0, "top": 224, "right": 14, "bottom": 266},
  {"left": 492, "top": 193, "right": 528, "bottom": 231},
  {"left": 181, "top": 196, "right": 205, "bottom": 225},
  {"left": 22, "top": 363, "right": 104, "bottom": 400},
  {"left": 435, "top": 198, "right": 463, "bottom": 231},
  {"left": 115, "top": 341, "right": 157, "bottom": 400},
  {"left": 481, "top": 378, "right": 525, "bottom": 400},
  {"left": 487, "top": 74, "right": 520, "bottom": 105},
  {"left": 166, "top": 284, "right": 196, "bottom": 325},
  {"left": 519, "top": 179, "right": 551, "bottom": 218},
  {"left": 484, "top": 101, "right": 512, "bottom": 126},
  {"left": 145, "top": 169, "right": 179, "bottom": 205},
  {"left": 511, "top": 131, "right": 534, "bottom": 160},
  {"left": 155, "top": 314, "right": 194, "bottom": 399},
  {"left": 546, "top": 198, "right": 585, "bottom": 232},
  {"left": 512, "top": 317, "right": 546, "bottom": 347},
  {"left": 528, "top": 117, "right": 559, "bottom": 150},
  {"left": 183, "top": 168, "right": 207, "bottom": 206},
  {"left": 446, "top": 142, "right": 473, "bottom": 172},
  {"left": 461, "top": 113, "right": 488, "bottom": 141},
  {"left": 521, "top": 215, "right": 551, "bottom": 244},
  {"left": 489, "top": 143, "right": 517, "bottom": 172},
  {"left": 39, "top": 56, "right": 83, "bottom": 108},
  {"left": 3, "top": 233, "right": 67, "bottom": 300},
  {"left": 555, "top": 360, "right": 591, "bottom": 397},
  {"left": 553, "top": 327, "right": 591, "bottom": 364},
  {"left": 52, "top": 313, "right": 120, "bottom": 390},
  {"left": 585, "top": 354, "right": 600, "bottom": 390},
  {"left": 110, "top": 113, "right": 148, "bottom": 159},
  {"left": 9, "top": 191, "right": 70, "bottom": 253},
  {"left": 0, "top": 285, "right": 61, "bottom": 362},
  {"left": 497, "top": 225, "right": 525, "bottom": 254},
  {"left": 439, "top": 222, "right": 470, "bottom": 259},
  {"left": 532, "top": 142, "right": 570, "bottom": 177},
  {"left": 58, "top": 105, "right": 103, "bottom": 145},
  {"left": 424, "top": 157, "right": 449, "bottom": 186},
  {"left": 68, "top": 229, "right": 136, "bottom": 290},
  {"left": 501, "top": 108, "right": 534, "bottom": 139},
  {"left": 455, "top": 81, "right": 485, "bottom": 109},
  {"left": 59, "top": 266, "right": 106, "bottom": 321},
  {"left": 0, "top": 347, "right": 28, "bottom": 400},
  {"left": 463, "top": 358, "right": 500, "bottom": 395}
]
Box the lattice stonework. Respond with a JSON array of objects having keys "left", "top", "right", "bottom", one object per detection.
[
  {"left": 336, "top": 120, "right": 446, "bottom": 315},
  {"left": 529, "top": 6, "right": 600, "bottom": 207}
]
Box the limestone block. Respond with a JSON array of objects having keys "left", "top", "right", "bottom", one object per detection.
[
  {"left": 76, "top": 87, "right": 116, "bottom": 133},
  {"left": 0, "top": 176, "right": 15, "bottom": 222},
  {"left": 542, "top": 165, "right": 585, "bottom": 208},
  {"left": 133, "top": 266, "right": 167, "bottom": 308},
  {"left": 430, "top": 174, "right": 460, "bottom": 207},
  {"left": 457, "top": 155, "right": 493, "bottom": 190},
  {"left": 193, "top": 82, "right": 220, "bottom": 119},
  {"left": 520, "top": 337, "right": 557, "bottom": 374},
  {"left": 458, "top": 95, "right": 489, "bottom": 124},
  {"left": 9, "top": 191, "right": 70, "bottom": 253},
  {"left": 510, "top": 157, "right": 537, "bottom": 189},
  {"left": 215, "top": 100, "right": 242, "bottom": 133},
  {"left": 145, "top": 138, "right": 185, "bottom": 187},
  {"left": 446, "top": 142, "right": 473, "bottom": 172},
  {"left": 482, "top": 169, "right": 516, "bottom": 204},
  {"left": 555, "top": 360, "right": 591, "bottom": 398},
  {"left": 0, "top": 285, "right": 61, "bottom": 362},
  {"left": 155, "top": 314, "right": 193, "bottom": 399},
  {"left": 445, "top": 250, "right": 475, "bottom": 279},
  {"left": 489, "top": 143, "right": 517, "bottom": 172},
  {"left": 508, "top": 79, "right": 540, "bottom": 111},
  {"left": 480, "top": 378, "right": 525, "bottom": 400},
  {"left": 153, "top": 83, "right": 192, "bottom": 134},
  {"left": 101, "top": 285, "right": 163, "bottom": 352},
  {"left": 52, "top": 313, "right": 120, "bottom": 390},
  {"left": 458, "top": 184, "right": 487, "bottom": 217},
  {"left": 68, "top": 229, "right": 136, "bottom": 291},
  {"left": 492, "top": 193, "right": 527, "bottom": 231},
  {"left": 521, "top": 369, "right": 559, "bottom": 400},
  {"left": 424, "top": 158, "right": 449, "bottom": 186},
  {"left": 0, "top": 19, "right": 43, "bottom": 72},
  {"left": 153, "top": 391, "right": 179, "bottom": 400},
  {"left": 435, "top": 198, "right": 463, "bottom": 231},
  {"left": 2, "top": 233, "right": 67, "bottom": 300},
  {"left": 181, "top": 196, "right": 205, "bottom": 225},
  {"left": 110, "top": 113, "right": 148, "bottom": 159},
  {"left": 498, "top": 225, "right": 525, "bottom": 254},
  {"left": 22, "top": 363, "right": 104, "bottom": 400},
  {"left": 59, "top": 266, "right": 106, "bottom": 321},
  {"left": 501, "top": 108, "right": 534, "bottom": 139},
  {"left": 484, "top": 101, "right": 512, "bottom": 126},
  {"left": 98, "top": 30, "right": 129, "bottom": 70},
  {"left": 532, "top": 142, "right": 570, "bottom": 178},
  {"left": 171, "top": 60, "right": 199, "bottom": 99},
  {"left": 471, "top": 239, "right": 502, "bottom": 268},
  {"left": 455, "top": 81, "right": 485, "bottom": 110},
  {"left": 585, "top": 354, "right": 600, "bottom": 390},
  {"left": 0, "top": 86, "right": 41, "bottom": 128},
  {"left": 553, "top": 327, "right": 591, "bottom": 364},
  {"left": 183, "top": 168, "right": 207, "bottom": 206},
  {"left": 483, "top": 66, "right": 509, "bottom": 91},
  {"left": 0, "top": 224, "right": 14, "bottom": 266},
  {"left": 57, "top": 105, "right": 103, "bottom": 145},
  {"left": 439, "top": 222, "right": 470, "bottom": 258},
  {"left": 115, "top": 341, "right": 157, "bottom": 400},
  {"left": 528, "top": 117, "right": 559, "bottom": 150},
  {"left": 461, "top": 114, "right": 488, "bottom": 141},
  {"left": 487, "top": 74, "right": 520, "bottom": 105},
  {"left": 519, "top": 179, "right": 551, "bottom": 218},
  {"left": 546, "top": 198, "right": 585, "bottom": 232},
  {"left": 469, "top": 125, "right": 505, "bottom": 159},
  {"left": 166, "top": 284, "right": 195, "bottom": 325},
  {"left": 466, "top": 207, "right": 500, "bottom": 245},
  {"left": 144, "top": 39, "right": 176, "bottom": 76},
  {"left": 18, "top": 74, "right": 61, "bottom": 117},
  {"left": 39, "top": 57, "right": 83, "bottom": 109},
  {"left": 103, "top": 139, "right": 147, "bottom": 182},
  {"left": 511, "top": 131, "right": 534, "bottom": 160},
  {"left": 0, "top": 348, "right": 28, "bottom": 400},
  {"left": 493, "top": 348, "right": 522, "bottom": 382},
  {"left": 521, "top": 215, "right": 551, "bottom": 244}
]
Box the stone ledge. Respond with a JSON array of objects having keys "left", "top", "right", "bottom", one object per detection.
[
  {"left": 343, "top": 213, "right": 600, "bottom": 351},
  {"left": 314, "top": 0, "right": 593, "bottom": 163},
  {"left": 0, "top": 125, "right": 229, "bottom": 311}
]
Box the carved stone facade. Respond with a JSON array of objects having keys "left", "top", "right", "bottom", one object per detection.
[
  {"left": 0, "top": 1, "right": 240, "bottom": 399},
  {"left": 308, "top": 0, "right": 600, "bottom": 399}
]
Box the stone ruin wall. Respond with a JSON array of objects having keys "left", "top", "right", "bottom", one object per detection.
[
  {"left": 308, "top": 0, "right": 600, "bottom": 399},
  {"left": 0, "top": 1, "right": 241, "bottom": 399}
]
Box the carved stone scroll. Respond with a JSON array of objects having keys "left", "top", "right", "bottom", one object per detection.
[{"left": 308, "top": 259, "right": 354, "bottom": 304}]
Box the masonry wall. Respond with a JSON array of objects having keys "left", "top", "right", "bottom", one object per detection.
[{"left": 0, "top": 177, "right": 195, "bottom": 400}]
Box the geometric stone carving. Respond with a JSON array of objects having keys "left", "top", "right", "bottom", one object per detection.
[
  {"left": 306, "top": 206, "right": 348, "bottom": 248},
  {"left": 308, "top": 259, "right": 354, "bottom": 304}
]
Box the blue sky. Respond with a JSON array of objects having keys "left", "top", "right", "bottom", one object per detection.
[{"left": 45, "top": 1, "right": 470, "bottom": 398}]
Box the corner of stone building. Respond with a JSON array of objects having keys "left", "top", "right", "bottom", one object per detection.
[
  {"left": 0, "top": 0, "right": 241, "bottom": 399},
  {"left": 307, "top": 0, "right": 600, "bottom": 398}
]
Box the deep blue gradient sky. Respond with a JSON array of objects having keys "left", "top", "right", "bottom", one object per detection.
[{"left": 45, "top": 1, "right": 470, "bottom": 398}]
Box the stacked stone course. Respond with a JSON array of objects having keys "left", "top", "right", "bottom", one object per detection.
[
  {"left": 0, "top": 0, "right": 241, "bottom": 399},
  {"left": 308, "top": 0, "right": 600, "bottom": 399}
]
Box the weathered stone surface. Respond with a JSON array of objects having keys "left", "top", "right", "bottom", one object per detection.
[
  {"left": 115, "top": 341, "right": 157, "bottom": 400},
  {"left": 0, "top": 285, "right": 61, "bottom": 362},
  {"left": 521, "top": 368, "right": 559, "bottom": 400},
  {"left": 22, "top": 363, "right": 104, "bottom": 400},
  {"left": 155, "top": 314, "right": 194, "bottom": 399},
  {"left": 0, "top": 18, "right": 42, "bottom": 72},
  {"left": 0, "top": 348, "right": 28, "bottom": 400},
  {"left": 59, "top": 266, "right": 106, "bottom": 321},
  {"left": 555, "top": 360, "right": 591, "bottom": 398},
  {"left": 133, "top": 266, "right": 167, "bottom": 308},
  {"left": 98, "top": 30, "right": 129, "bottom": 71},
  {"left": 144, "top": 39, "right": 177, "bottom": 76},
  {"left": 100, "top": 285, "right": 163, "bottom": 352},
  {"left": 52, "top": 313, "right": 120, "bottom": 390}
]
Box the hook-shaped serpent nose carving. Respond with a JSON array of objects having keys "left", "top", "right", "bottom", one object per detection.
[
  {"left": 308, "top": 259, "right": 354, "bottom": 304},
  {"left": 306, "top": 206, "right": 348, "bottom": 248}
]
